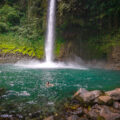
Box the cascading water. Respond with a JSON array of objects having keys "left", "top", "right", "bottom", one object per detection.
[{"left": 45, "top": 0, "right": 56, "bottom": 62}]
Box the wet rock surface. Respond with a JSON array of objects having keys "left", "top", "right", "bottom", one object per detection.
[
  {"left": 106, "top": 88, "right": 120, "bottom": 100},
  {"left": 98, "top": 95, "right": 113, "bottom": 104}
]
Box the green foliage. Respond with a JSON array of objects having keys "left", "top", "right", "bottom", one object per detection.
[
  {"left": 7, "top": 12, "right": 20, "bottom": 25},
  {"left": 0, "top": 33, "right": 44, "bottom": 59},
  {"left": 55, "top": 36, "right": 65, "bottom": 57},
  {"left": 0, "top": 22, "right": 8, "bottom": 33},
  {"left": 0, "top": 4, "right": 20, "bottom": 33},
  {"left": 86, "top": 29, "right": 120, "bottom": 59},
  {"left": 0, "top": 1, "right": 46, "bottom": 59}
]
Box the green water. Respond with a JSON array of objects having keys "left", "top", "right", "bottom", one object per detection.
[{"left": 0, "top": 64, "right": 120, "bottom": 115}]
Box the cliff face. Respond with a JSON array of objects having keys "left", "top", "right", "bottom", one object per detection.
[
  {"left": 56, "top": 0, "right": 120, "bottom": 69},
  {"left": 107, "top": 46, "right": 120, "bottom": 70}
]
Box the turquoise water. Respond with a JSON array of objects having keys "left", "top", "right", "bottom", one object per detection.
[{"left": 0, "top": 64, "right": 120, "bottom": 114}]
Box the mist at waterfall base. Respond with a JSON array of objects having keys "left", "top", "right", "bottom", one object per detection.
[{"left": 14, "top": 59, "right": 87, "bottom": 69}]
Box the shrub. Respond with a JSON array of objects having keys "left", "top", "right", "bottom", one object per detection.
[
  {"left": 7, "top": 12, "right": 20, "bottom": 25},
  {"left": 0, "top": 5, "right": 20, "bottom": 26},
  {"left": 0, "top": 22, "right": 8, "bottom": 33}
]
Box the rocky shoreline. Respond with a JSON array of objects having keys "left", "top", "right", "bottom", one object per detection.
[
  {"left": 0, "top": 88, "right": 120, "bottom": 120},
  {"left": 44, "top": 88, "right": 120, "bottom": 120}
]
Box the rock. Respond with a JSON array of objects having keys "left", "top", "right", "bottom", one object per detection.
[
  {"left": 44, "top": 116, "right": 54, "bottom": 120},
  {"left": 73, "top": 88, "right": 88, "bottom": 97},
  {"left": 87, "top": 106, "right": 100, "bottom": 119},
  {"left": 67, "top": 115, "right": 80, "bottom": 120},
  {"left": 106, "top": 88, "right": 120, "bottom": 100},
  {"left": 70, "top": 107, "right": 83, "bottom": 116},
  {"left": 80, "top": 90, "right": 102, "bottom": 102},
  {"left": 113, "top": 102, "right": 120, "bottom": 110},
  {"left": 99, "top": 105, "right": 120, "bottom": 120},
  {"left": 87, "top": 104, "right": 120, "bottom": 120},
  {"left": 98, "top": 95, "right": 113, "bottom": 104}
]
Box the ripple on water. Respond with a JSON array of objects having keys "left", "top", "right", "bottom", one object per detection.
[{"left": 18, "top": 91, "right": 30, "bottom": 96}]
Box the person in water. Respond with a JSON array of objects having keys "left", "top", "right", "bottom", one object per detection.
[{"left": 46, "top": 82, "right": 54, "bottom": 87}]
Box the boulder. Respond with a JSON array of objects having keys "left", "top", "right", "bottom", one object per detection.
[
  {"left": 73, "top": 88, "right": 88, "bottom": 97},
  {"left": 80, "top": 90, "right": 102, "bottom": 102},
  {"left": 106, "top": 88, "right": 120, "bottom": 100},
  {"left": 113, "top": 102, "right": 120, "bottom": 110},
  {"left": 99, "top": 105, "right": 120, "bottom": 120},
  {"left": 87, "top": 104, "right": 120, "bottom": 120},
  {"left": 74, "top": 88, "right": 102, "bottom": 102},
  {"left": 98, "top": 95, "right": 113, "bottom": 104}
]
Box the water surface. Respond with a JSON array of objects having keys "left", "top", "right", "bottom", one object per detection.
[{"left": 0, "top": 64, "right": 120, "bottom": 114}]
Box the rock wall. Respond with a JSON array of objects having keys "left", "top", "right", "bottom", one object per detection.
[
  {"left": 107, "top": 46, "right": 120, "bottom": 70},
  {"left": 0, "top": 52, "right": 35, "bottom": 64}
]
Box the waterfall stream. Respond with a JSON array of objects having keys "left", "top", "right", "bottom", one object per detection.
[{"left": 45, "top": 0, "right": 56, "bottom": 62}]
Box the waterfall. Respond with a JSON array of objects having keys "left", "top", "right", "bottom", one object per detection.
[
  {"left": 15, "top": 0, "right": 87, "bottom": 70},
  {"left": 45, "top": 0, "right": 56, "bottom": 62}
]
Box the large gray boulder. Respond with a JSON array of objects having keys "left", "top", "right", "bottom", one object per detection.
[{"left": 74, "top": 88, "right": 102, "bottom": 102}]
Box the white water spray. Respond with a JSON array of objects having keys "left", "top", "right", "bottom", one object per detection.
[{"left": 45, "top": 0, "right": 56, "bottom": 62}]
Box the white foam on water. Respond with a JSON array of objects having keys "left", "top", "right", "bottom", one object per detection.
[
  {"left": 18, "top": 91, "right": 30, "bottom": 96},
  {"left": 14, "top": 60, "right": 87, "bottom": 70},
  {"left": 48, "top": 101, "right": 54, "bottom": 105}
]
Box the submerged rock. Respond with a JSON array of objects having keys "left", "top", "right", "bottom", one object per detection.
[
  {"left": 29, "top": 110, "right": 42, "bottom": 118},
  {"left": 106, "top": 88, "right": 120, "bottom": 100}
]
